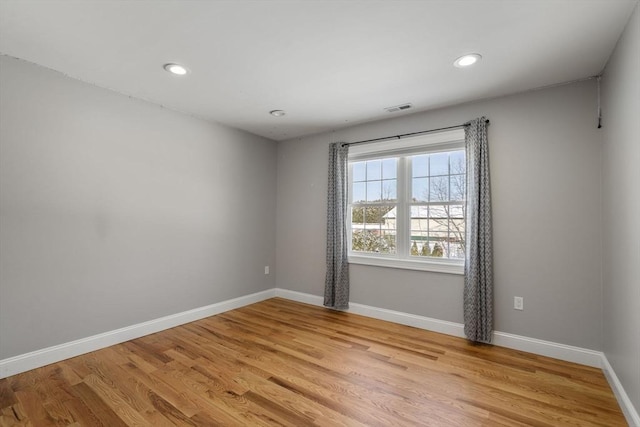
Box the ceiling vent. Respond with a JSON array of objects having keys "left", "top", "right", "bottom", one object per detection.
[{"left": 384, "top": 103, "right": 413, "bottom": 113}]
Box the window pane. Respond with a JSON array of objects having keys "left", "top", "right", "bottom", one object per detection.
[
  {"left": 421, "top": 242, "right": 432, "bottom": 257},
  {"left": 353, "top": 182, "right": 366, "bottom": 202},
  {"left": 381, "top": 206, "right": 397, "bottom": 221},
  {"left": 353, "top": 162, "right": 366, "bottom": 182},
  {"left": 382, "top": 158, "right": 397, "bottom": 179},
  {"left": 429, "top": 204, "right": 447, "bottom": 218},
  {"left": 366, "top": 160, "right": 382, "bottom": 180},
  {"left": 450, "top": 174, "right": 465, "bottom": 201},
  {"left": 382, "top": 179, "right": 397, "bottom": 201},
  {"left": 429, "top": 218, "right": 449, "bottom": 232},
  {"left": 380, "top": 230, "right": 397, "bottom": 254},
  {"left": 412, "top": 177, "right": 428, "bottom": 202},
  {"left": 428, "top": 232, "right": 448, "bottom": 258},
  {"left": 449, "top": 242, "right": 465, "bottom": 259},
  {"left": 449, "top": 204, "right": 464, "bottom": 218},
  {"left": 366, "top": 181, "right": 382, "bottom": 202},
  {"left": 410, "top": 206, "right": 429, "bottom": 231},
  {"left": 450, "top": 150, "right": 465, "bottom": 174},
  {"left": 449, "top": 218, "right": 466, "bottom": 249},
  {"left": 410, "top": 234, "right": 430, "bottom": 257},
  {"left": 410, "top": 206, "right": 431, "bottom": 257},
  {"left": 449, "top": 219, "right": 465, "bottom": 259},
  {"left": 428, "top": 205, "right": 448, "bottom": 237},
  {"left": 430, "top": 152, "right": 449, "bottom": 176},
  {"left": 412, "top": 155, "right": 428, "bottom": 177},
  {"left": 351, "top": 205, "right": 396, "bottom": 254},
  {"left": 352, "top": 205, "right": 396, "bottom": 225},
  {"left": 429, "top": 176, "right": 449, "bottom": 201},
  {"left": 351, "top": 206, "right": 364, "bottom": 225}
]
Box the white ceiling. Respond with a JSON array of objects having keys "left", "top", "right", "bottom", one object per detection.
[{"left": 0, "top": 0, "right": 637, "bottom": 141}]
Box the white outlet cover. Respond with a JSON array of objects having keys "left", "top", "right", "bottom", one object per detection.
[{"left": 514, "top": 296, "right": 524, "bottom": 310}]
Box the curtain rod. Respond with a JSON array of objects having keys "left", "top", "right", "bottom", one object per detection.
[{"left": 341, "top": 119, "right": 490, "bottom": 147}]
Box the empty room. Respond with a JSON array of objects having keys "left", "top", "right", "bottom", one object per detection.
[{"left": 0, "top": 0, "right": 638, "bottom": 426}]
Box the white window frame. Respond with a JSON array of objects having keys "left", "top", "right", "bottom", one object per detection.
[{"left": 347, "top": 129, "right": 465, "bottom": 275}]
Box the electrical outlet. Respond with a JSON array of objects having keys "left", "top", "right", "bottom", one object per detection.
[
  {"left": 264, "top": 266, "right": 270, "bottom": 275},
  {"left": 514, "top": 296, "right": 524, "bottom": 311}
]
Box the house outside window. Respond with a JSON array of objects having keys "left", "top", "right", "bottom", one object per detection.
[{"left": 347, "top": 129, "right": 466, "bottom": 274}]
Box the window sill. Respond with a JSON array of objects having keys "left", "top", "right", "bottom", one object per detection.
[{"left": 348, "top": 255, "right": 464, "bottom": 275}]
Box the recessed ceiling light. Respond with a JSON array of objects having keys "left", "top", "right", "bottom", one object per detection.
[
  {"left": 270, "top": 110, "right": 286, "bottom": 117},
  {"left": 163, "top": 63, "right": 189, "bottom": 75},
  {"left": 454, "top": 54, "right": 482, "bottom": 68}
]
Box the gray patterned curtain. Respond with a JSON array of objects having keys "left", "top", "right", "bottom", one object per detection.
[
  {"left": 463, "top": 117, "right": 493, "bottom": 343},
  {"left": 324, "top": 142, "right": 350, "bottom": 309}
]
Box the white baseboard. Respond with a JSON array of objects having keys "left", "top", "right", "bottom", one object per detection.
[
  {"left": 492, "top": 332, "right": 603, "bottom": 368},
  {"left": 273, "top": 288, "right": 602, "bottom": 367},
  {"left": 0, "top": 289, "right": 275, "bottom": 379},
  {"left": 2, "top": 287, "right": 636, "bottom": 426},
  {"left": 274, "top": 290, "right": 640, "bottom": 420},
  {"left": 274, "top": 288, "right": 466, "bottom": 338},
  {"left": 0, "top": 287, "right": 606, "bottom": 373},
  {"left": 601, "top": 354, "right": 640, "bottom": 427}
]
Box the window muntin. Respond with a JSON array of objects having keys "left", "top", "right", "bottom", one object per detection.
[{"left": 347, "top": 132, "right": 466, "bottom": 271}]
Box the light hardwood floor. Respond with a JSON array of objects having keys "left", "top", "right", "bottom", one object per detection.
[{"left": 0, "top": 298, "right": 626, "bottom": 426}]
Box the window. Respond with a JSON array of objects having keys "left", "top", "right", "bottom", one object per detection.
[{"left": 347, "top": 129, "right": 466, "bottom": 274}]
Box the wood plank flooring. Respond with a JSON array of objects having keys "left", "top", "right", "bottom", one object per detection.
[{"left": 0, "top": 298, "right": 626, "bottom": 426}]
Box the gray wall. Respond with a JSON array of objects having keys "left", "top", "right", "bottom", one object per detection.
[
  {"left": 277, "top": 80, "right": 603, "bottom": 350},
  {"left": 602, "top": 4, "right": 640, "bottom": 414},
  {"left": 0, "top": 56, "right": 278, "bottom": 359}
]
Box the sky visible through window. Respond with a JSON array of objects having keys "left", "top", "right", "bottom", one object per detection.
[{"left": 352, "top": 158, "right": 397, "bottom": 203}]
